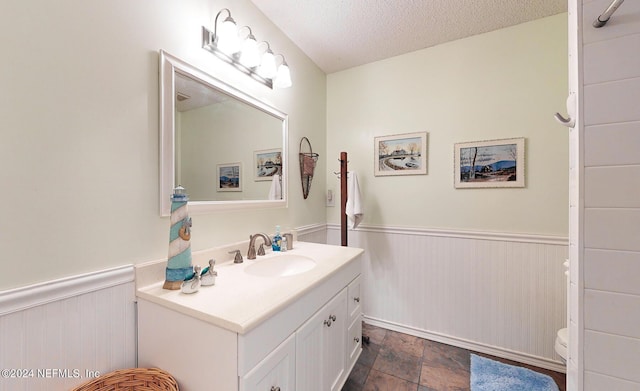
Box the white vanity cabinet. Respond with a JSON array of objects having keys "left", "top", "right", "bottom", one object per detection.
[
  {"left": 137, "top": 243, "right": 363, "bottom": 391},
  {"left": 296, "top": 288, "right": 348, "bottom": 391}
]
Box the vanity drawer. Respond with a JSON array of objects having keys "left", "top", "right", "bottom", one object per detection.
[{"left": 347, "top": 275, "right": 362, "bottom": 324}]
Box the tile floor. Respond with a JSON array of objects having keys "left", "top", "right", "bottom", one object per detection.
[{"left": 342, "top": 323, "right": 566, "bottom": 391}]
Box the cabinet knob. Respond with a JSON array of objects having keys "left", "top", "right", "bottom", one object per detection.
[
  {"left": 353, "top": 297, "right": 360, "bottom": 303},
  {"left": 324, "top": 314, "right": 336, "bottom": 327},
  {"left": 271, "top": 387, "right": 281, "bottom": 391},
  {"left": 354, "top": 337, "right": 360, "bottom": 343}
]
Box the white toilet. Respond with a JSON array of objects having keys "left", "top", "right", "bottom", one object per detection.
[{"left": 555, "top": 327, "right": 568, "bottom": 362}]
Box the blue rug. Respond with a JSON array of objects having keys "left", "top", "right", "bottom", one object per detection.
[{"left": 471, "top": 354, "right": 559, "bottom": 391}]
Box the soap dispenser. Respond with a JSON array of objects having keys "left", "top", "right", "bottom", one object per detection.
[{"left": 272, "top": 225, "right": 282, "bottom": 251}]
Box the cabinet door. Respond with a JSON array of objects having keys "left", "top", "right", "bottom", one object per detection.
[
  {"left": 240, "top": 334, "right": 295, "bottom": 391},
  {"left": 296, "top": 288, "right": 348, "bottom": 391}
]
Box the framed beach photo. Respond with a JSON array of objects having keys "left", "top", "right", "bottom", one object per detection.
[
  {"left": 454, "top": 137, "right": 525, "bottom": 188},
  {"left": 216, "top": 162, "right": 242, "bottom": 192},
  {"left": 374, "top": 132, "right": 428, "bottom": 176},
  {"left": 254, "top": 148, "right": 283, "bottom": 181}
]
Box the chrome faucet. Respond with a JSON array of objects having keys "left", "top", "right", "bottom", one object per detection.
[{"left": 248, "top": 233, "right": 272, "bottom": 260}]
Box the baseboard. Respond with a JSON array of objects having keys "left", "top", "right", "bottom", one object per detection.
[{"left": 364, "top": 316, "right": 567, "bottom": 374}]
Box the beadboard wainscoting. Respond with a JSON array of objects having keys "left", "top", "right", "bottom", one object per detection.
[
  {"left": 295, "top": 223, "right": 329, "bottom": 244},
  {"left": 0, "top": 265, "right": 136, "bottom": 391},
  {"left": 319, "top": 224, "right": 568, "bottom": 372}
]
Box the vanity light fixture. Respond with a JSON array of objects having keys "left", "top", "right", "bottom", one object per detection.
[{"left": 203, "top": 9, "right": 292, "bottom": 89}]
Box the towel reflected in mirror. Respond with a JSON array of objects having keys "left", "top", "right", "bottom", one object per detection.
[{"left": 268, "top": 174, "right": 282, "bottom": 200}]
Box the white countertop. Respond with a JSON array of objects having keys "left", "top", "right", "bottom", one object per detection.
[{"left": 136, "top": 241, "right": 363, "bottom": 334}]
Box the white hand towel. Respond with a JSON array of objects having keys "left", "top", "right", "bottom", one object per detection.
[
  {"left": 268, "top": 174, "right": 282, "bottom": 200},
  {"left": 345, "top": 171, "right": 363, "bottom": 229}
]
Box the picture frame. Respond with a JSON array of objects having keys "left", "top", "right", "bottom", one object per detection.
[
  {"left": 374, "top": 131, "right": 428, "bottom": 176},
  {"left": 254, "top": 148, "right": 283, "bottom": 181},
  {"left": 216, "top": 162, "right": 242, "bottom": 192},
  {"left": 454, "top": 137, "right": 525, "bottom": 188}
]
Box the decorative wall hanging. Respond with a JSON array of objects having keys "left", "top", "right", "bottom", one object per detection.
[
  {"left": 454, "top": 137, "right": 525, "bottom": 188},
  {"left": 216, "top": 162, "right": 242, "bottom": 191},
  {"left": 299, "top": 137, "right": 319, "bottom": 199},
  {"left": 254, "top": 148, "right": 282, "bottom": 181},
  {"left": 374, "top": 132, "right": 428, "bottom": 176}
]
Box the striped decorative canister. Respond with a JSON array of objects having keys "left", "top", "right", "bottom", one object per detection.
[{"left": 163, "top": 186, "right": 193, "bottom": 290}]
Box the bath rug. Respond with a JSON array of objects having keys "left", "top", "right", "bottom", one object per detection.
[{"left": 471, "top": 354, "right": 559, "bottom": 391}]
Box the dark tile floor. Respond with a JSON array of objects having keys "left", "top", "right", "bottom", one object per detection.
[{"left": 342, "top": 323, "right": 566, "bottom": 391}]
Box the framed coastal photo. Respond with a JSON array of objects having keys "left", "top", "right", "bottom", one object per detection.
[
  {"left": 216, "top": 162, "right": 242, "bottom": 192},
  {"left": 374, "top": 132, "right": 428, "bottom": 176},
  {"left": 254, "top": 148, "right": 283, "bottom": 181},
  {"left": 454, "top": 137, "right": 525, "bottom": 188}
]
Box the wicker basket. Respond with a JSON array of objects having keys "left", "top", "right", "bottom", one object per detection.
[{"left": 71, "top": 367, "right": 179, "bottom": 391}]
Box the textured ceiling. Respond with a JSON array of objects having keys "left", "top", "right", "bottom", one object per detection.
[{"left": 249, "top": 0, "right": 567, "bottom": 74}]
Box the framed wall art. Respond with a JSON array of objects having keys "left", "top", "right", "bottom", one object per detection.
[
  {"left": 454, "top": 137, "right": 525, "bottom": 188},
  {"left": 254, "top": 148, "right": 282, "bottom": 181},
  {"left": 374, "top": 131, "right": 428, "bottom": 176},
  {"left": 216, "top": 162, "right": 242, "bottom": 192}
]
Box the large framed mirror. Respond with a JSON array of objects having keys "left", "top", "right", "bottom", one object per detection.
[{"left": 159, "top": 50, "right": 288, "bottom": 216}]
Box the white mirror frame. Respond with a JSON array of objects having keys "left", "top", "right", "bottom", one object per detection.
[{"left": 159, "top": 50, "right": 288, "bottom": 216}]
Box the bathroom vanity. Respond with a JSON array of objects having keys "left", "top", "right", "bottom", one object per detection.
[{"left": 136, "top": 241, "right": 363, "bottom": 391}]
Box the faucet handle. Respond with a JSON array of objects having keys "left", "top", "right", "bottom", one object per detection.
[
  {"left": 257, "top": 243, "right": 266, "bottom": 256},
  {"left": 228, "top": 249, "right": 243, "bottom": 263}
]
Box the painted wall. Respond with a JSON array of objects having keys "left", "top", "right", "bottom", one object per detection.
[
  {"left": 0, "top": 0, "right": 327, "bottom": 290},
  {"left": 326, "top": 14, "right": 569, "bottom": 236}
]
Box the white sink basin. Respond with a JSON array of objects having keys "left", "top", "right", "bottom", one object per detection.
[{"left": 244, "top": 254, "right": 316, "bottom": 277}]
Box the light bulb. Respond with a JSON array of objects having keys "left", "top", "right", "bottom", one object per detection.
[
  {"left": 257, "top": 50, "right": 277, "bottom": 79},
  {"left": 274, "top": 62, "right": 292, "bottom": 88},
  {"left": 239, "top": 35, "right": 260, "bottom": 68},
  {"left": 216, "top": 16, "right": 240, "bottom": 54}
]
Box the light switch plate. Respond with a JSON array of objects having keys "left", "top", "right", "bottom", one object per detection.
[{"left": 326, "top": 189, "right": 335, "bottom": 207}]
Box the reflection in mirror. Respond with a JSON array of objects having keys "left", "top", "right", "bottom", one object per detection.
[{"left": 159, "top": 50, "right": 288, "bottom": 216}]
